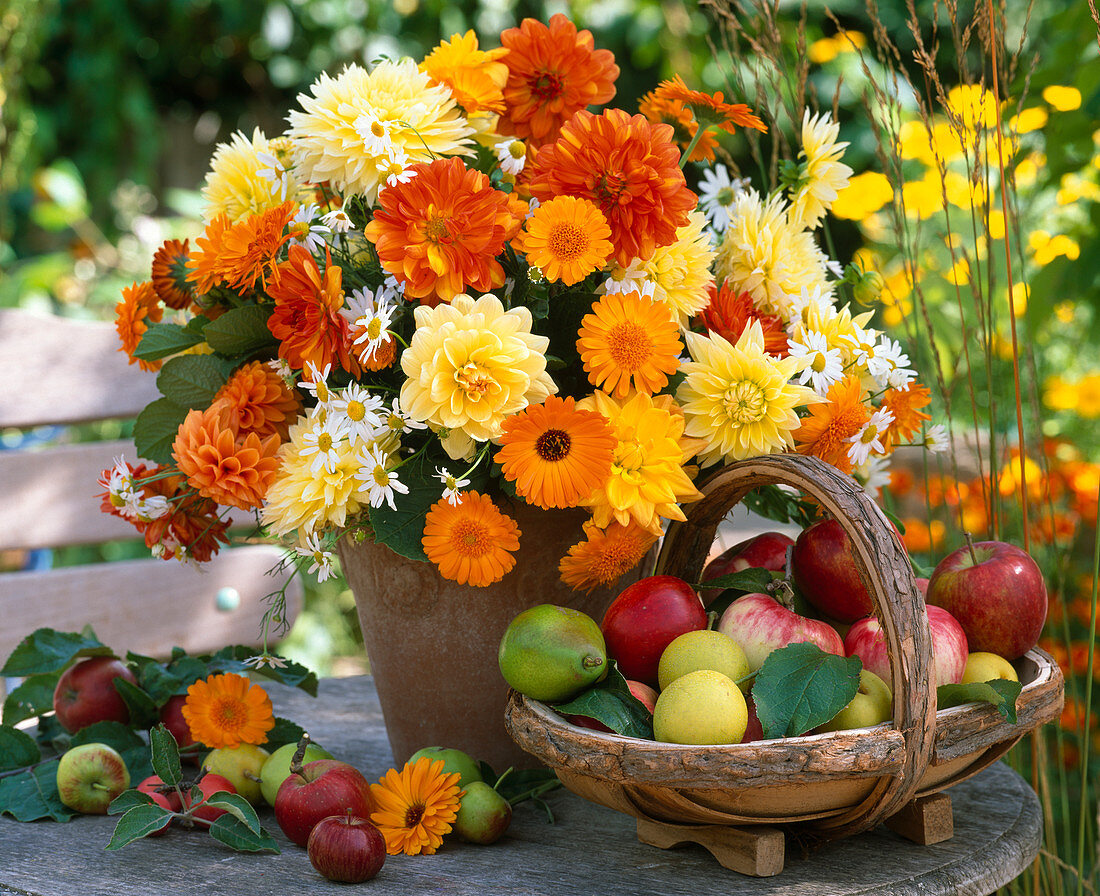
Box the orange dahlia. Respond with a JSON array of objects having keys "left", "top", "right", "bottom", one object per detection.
[
  {"left": 577, "top": 291, "right": 683, "bottom": 398},
  {"left": 115, "top": 281, "right": 163, "bottom": 372},
  {"left": 498, "top": 14, "right": 619, "bottom": 147},
  {"left": 182, "top": 672, "right": 275, "bottom": 749},
  {"left": 652, "top": 74, "right": 767, "bottom": 135},
  {"left": 422, "top": 491, "right": 521, "bottom": 587},
  {"left": 268, "top": 245, "right": 359, "bottom": 375},
  {"left": 514, "top": 196, "right": 613, "bottom": 285},
  {"left": 187, "top": 201, "right": 295, "bottom": 295},
  {"left": 559, "top": 519, "right": 659, "bottom": 592},
  {"left": 214, "top": 360, "right": 302, "bottom": 441},
  {"left": 370, "top": 758, "right": 463, "bottom": 856},
  {"left": 364, "top": 157, "right": 524, "bottom": 304},
  {"left": 497, "top": 395, "right": 616, "bottom": 509},
  {"left": 421, "top": 30, "right": 508, "bottom": 115},
  {"left": 698, "top": 281, "right": 789, "bottom": 357},
  {"left": 527, "top": 108, "right": 697, "bottom": 266},
  {"left": 639, "top": 92, "right": 718, "bottom": 162},
  {"left": 172, "top": 402, "right": 281, "bottom": 511},
  {"left": 882, "top": 383, "right": 932, "bottom": 448},
  {"left": 150, "top": 238, "right": 194, "bottom": 310},
  {"left": 794, "top": 375, "right": 870, "bottom": 474}
]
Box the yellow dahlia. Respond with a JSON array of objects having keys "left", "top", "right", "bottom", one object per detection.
[
  {"left": 789, "top": 111, "right": 853, "bottom": 230},
  {"left": 559, "top": 519, "right": 659, "bottom": 592},
  {"left": 643, "top": 210, "right": 717, "bottom": 324},
  {"left": 514, "top": 195, "right": 613, "bottom": 285},
  {"left": 201, "top": 128, "right": 302, "bottom": 222},
  {"left": 577, "top": 390, "right": 703, "bottom": 534},
  {"left": 677, "top": 321, "right": 820, "bottom": 466},
  {"left": 287, "top": 59, "right": 474, "bottom": 204},
  {"left": 399, "top": 293, "right": 556, "bottom": 460}
]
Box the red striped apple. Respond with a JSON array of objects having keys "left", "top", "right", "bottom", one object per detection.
[
  {"left": 843, "top": 604, "right": 968, "bottom": 689},
  {"left": 716, "top": 592, "right": 844, "bottom": 672}
]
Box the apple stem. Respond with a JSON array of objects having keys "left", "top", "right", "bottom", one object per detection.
[
  {"left": 963, "top": 531, "right": 980, "bottom": 565},
  {"left": 492, "top": 766, "right": 514, "bottom": 792},
  {"left": 243, "top": 771, "right": 263, "bottom": 783},
  {"left": 288, "top": 733, "right": 312, "bottom": 778}
]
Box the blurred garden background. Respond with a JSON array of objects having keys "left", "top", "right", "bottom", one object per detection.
[{"left": 1, "top": 0, "right": 1098, "bottom": 891}]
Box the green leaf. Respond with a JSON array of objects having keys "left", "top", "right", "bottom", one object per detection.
[
  {"left": 202, "top": 305, "right": 276, "bottom": 355},
  {"left": 367, "top": 448, "right": 462, "bottom": 562},
  {"left": 114, "top": 678, "right": 159, "bottom": 730},
  {"left": 2, "top": 673, "right": 60, "bottom": 727},
  {"left": 108, "top": 789, "right": 156, "bottom": 815},
  {"left": 105, "top": 804, "right": 173, "bottom": 849},
  {"left": 0, "top": 726, "right": 41, "bottom": 771},
  {"left": 133, "top": 397, "right": 189, "bottom": 464},
  {"left": 71, "top": 723, "right": 153, "bottom": 783},
  {"left": 203, "top": 791, "right": 262, "bottom": 834},
  {"left": 208, "top": 815, "right": 281, "bottom": 853},
  {"left": 695, "top": 568, "right": 776, "bottom": 594},
  {"left": 1, "top": 627, "right": 111, "bottom": 677},
  {"left": 265, "top": 717, "right": 307, "bottom": 750},
  {"left": 134, "top": 322, "right": 205, "bottom": 361},
  {"left": 0, "top": 760, "right": 74, "bottom": 822},
  {"left": 203, "top": 646, "right": 319, "bottom": 696},
  {"left": 155, "top": 354, "right": 235, "bottom": 410},
  {"left": 551, "top": 664, "right": 654, "bottom": 739},
  {"left": 753, "top": 643, "right": 863, "bottom": 739},
  {"left": 149, "top": 724, "right": 182, "bottom": 787},
  {"left": 937, "top": 679, "right": 1023, "bottom": 724}
]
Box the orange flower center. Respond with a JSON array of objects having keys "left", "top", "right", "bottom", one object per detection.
[
  {"left": 724, "top": 382, "right": 767, "bottom": 424},
  {"left": 596, "top": 170, "right": 627, "bottom": 202},
  {"left": 607, "top": 322, "right": 654, "bottom": 372},
  {"left": 590, "top": 540, "right": 642, "bottom": 582},
  {"left": 404, "top": 803, "right": 425, "bottom": 827},
  {"left": 531, "top": 70, "right": 564, "bottom": 100},
  {"left": 547, "top": 222, "right": 589, "bottom": 261},
  {"left": 450, "top": 519, "right": 493, "bottom": 557},
  {"left": 213, "top": 697, "right": 247, "bottom": 733},
  {"left": 425, "top": 214, "right": 453, "bottom": 244},
  {"left": 535, "top": 429, "right": 572, "bottom": 462},
  {"left": 455, "top": 363, "right": 495, "bottom": 399}
]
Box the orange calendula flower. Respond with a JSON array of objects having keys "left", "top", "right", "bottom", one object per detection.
[
  {"left": 214, "top": 360, "right": 302, "bottom": 441},
  {"left": 370, "top": 758, "right": 463, "bottom": 856},
  {"left": 794, "top": 375, "right": 870, "bottom": 474},
  {"left": 422, "top": 491, "right": 521, "bottom": 587},
  {"left": 182, "top": 673, "right": 274, "bottom": 749},
  {"left": 268, "top": 245, "right": 359, "bottom": 375},
  {"left": 639, "top": 91, "right": 718, "bottom": 162},
  {"left": 187, "top": 201, "right": 295, "bottom": 295},
  {"left": 652, "top": 74, "right": 767, "bottom": 135},
  {"left": 497, "top": 395, "right": 616, "bottom": 509},
  {"left": 882, "top": 383, "right": 932, "bottom": 448},
  {"left": 172, "top": 402, "right": 282, "bottom": 511},
  {"left": 698, "top": 281, "right": 789, "bottom": 357},
  {"left": 528, "top": 109, "right": 697, "bottom": 266},
  {"left": 150, "top": 238, "right": 194, "bottom": 310},
  {"left": 115, "top": 281, "right": 163, "bottom": 373},
  {"left": 514, "top": 196, "right": 613, "bottom": 285},
  {"left": 187, "top": 214, "right": 231, "bottom": 296},
  {"left": 421, "top": 30, "right": 508, "bottom": 115},
  {"left": 559, "top": 519, "right": 659, "bottom": 592},
  {"left": 498, "top": 14, "right": 619, "bottom": 147},
  {"left": 364, "top": 157, "right": 524, "bottom": 304},
  {"left": 577, "top": 291, "right": 683, "bottom": 398}
]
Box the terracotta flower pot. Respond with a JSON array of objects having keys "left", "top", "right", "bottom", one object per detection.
[{"left": 338, "top": 503, "right": 650, "bottom": 773}]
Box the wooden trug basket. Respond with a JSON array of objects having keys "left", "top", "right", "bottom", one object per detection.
[{"left": 504, "top": 456, "right": 1064, "bottom": 876}]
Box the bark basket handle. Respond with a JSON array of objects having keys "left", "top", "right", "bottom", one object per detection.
[{"left": 653, "top": 454, "right": 936, "bottom": 839}]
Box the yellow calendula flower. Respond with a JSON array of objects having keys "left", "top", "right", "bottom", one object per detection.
[
  {"left": 677, "top": 321, "right": 820, "bottom": 466},
  {"left": 643, "top": 210, "right": 717, "bottom": 324},
  {"left": 201, "top": 129, "right": 301, "bottom": 222},
  {"left": 946, "top": 84, "right": 997, "bottom": 132}
]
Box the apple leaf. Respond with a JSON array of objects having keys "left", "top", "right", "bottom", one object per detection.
[
  {"left": 114, "top": 677, "right": 159, "bottom": 730},
  {"left": 203, "top": 791, "right": 262, "bottom": 834},
  {"left": 208, "top": 814, "right": 281, "bottom": 853},
  {"left": 753, "top": 643, "right": 863, "bottom": 739},
  {"left": 0, "top": 726, "right": 40, "bottom": 772},
  {"left": 2, "top": 672, "right": 59, "bottom": 727},
  {"left": 108, "top": 789, "right": 156, "bottom": 815},
  {"left": 106, "top": 804, "right": 174, "bottom": 849},
  {"left": 149, "top": 724, "right": 182, "bottom": 787},
  {"left": 551, "top": 663, "right": 654, "bottom": 739},
  {"left": 0, "top": 627, "right": 112, "bottom": 677},
  {"left": 0, "top": 760, "right": 74, "bottom": 822},
  {"left": 266, "top": 716, "right": 307, "bottom": 750},
  {"left": 937, "top": 679, "right": 1023, "bottom": 723},
  {"left": 694, "top": 567, "right": 776, "bottom": 594}
]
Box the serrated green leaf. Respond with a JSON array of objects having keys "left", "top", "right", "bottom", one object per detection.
[
  {"left": 203, "top": 791, "right": 261, "bottom": 834},
  {"left": 136, "top": 659, "right": 192, "bottom": 704},
  {"left": 208, "top": 814, "right": 280, "bottom": 853},
  {"left": 937, "top": 679, "right": 1023, "bottom": 723},
  {"left": 108, "top": 789, "right": 156, "bottom": 815},
  {"left": 202, "top": 646, "right": 319, "bottom": 696},
  {"left": 696, "top": 568, "right": 776, "bottom": 594},
  {"left": 1, "top": 628, "right": 111, "bottom": 677},
  {"left": 754, "top": 643, "right": 862, "bottom": 739},
  {"left": 0, "top": 759, "right": 73, "bottom": 822},
  {"left": 2, "top": 672, "right": 59, "bottom": 727},
  {"left": 0, "top": 726, "right": 41, "bottom": 771},
  {"left": 202, "top": 304, "right": 276, "bottom": 355},
  {"left": 155, "top": 354, "right": 235, "bottom": 410},
  {"left": 265, "top": 717, "right": 307, "bottom": 750},
  {"left": 114, "top": 678, "right": 159, "bottom": 730},
  {"left": 105, "top": 804, "right": 173, "bottom": 849},
  {"left": 149, "top": 724, "right": 182, "bottom": 787},
  {"left": 134, "top": 322, "right": 205, "bottom": 361},
  {"left": 551, "top": 664, "right": 653, "bottom": 739},
  {"left": 133, "top": 397, "right": 189, "bottom": 464}
]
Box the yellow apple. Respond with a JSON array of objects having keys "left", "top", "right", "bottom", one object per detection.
[
  {"left": 961, "top": 651, "right": 1019, "bottom": 685},
  {"left": 817, "top": 670, "right": 893, "bottom": 733}
]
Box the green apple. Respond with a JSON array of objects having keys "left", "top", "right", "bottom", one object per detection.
[
  {"left": 817, "top": 670, "right": 893, "bottom": 733},
  {"left": 56, "top": 743, "right": 131, "bottom": 814},
  {"left": 407, "top": 746, "right": 483, "bottom": 789},
  {"left": 260, "top": 741, "right": 334, "bottom": 806},
  {"left": 961, "top": 651, "right": 1019, "bottom": 685},
  {"left": 201, "top": 743, "right": 270, "bottom": 805}
]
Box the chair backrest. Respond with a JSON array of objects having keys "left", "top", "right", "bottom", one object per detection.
[{"left": 0, "top": 308, "right": 302, "bottom": 661}]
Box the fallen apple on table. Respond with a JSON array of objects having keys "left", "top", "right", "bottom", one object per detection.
[
  {"left": 275, "top": 758, "right": 375, "bottom": 847},
  {"left": 261, "top": 741, "right": 335, "bottom": 807},
  {"left": 56, "top": 743, "right": 131, "bottom": 814},
  {"left": 52, "top": 656, "right": 138, "bottom": 733},
  {"left": 181, "top": 772, "right": 237, "bottom": 823},
  {"left": 307, "top": 813, "right": 386, "bottom": 883},
  {"left": 201, "top": 743, "right": 270, "bottom": 806}
]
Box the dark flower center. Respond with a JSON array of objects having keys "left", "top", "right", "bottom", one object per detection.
[{"left": 535, "top": 429, "right": 572, "bottom": 462}]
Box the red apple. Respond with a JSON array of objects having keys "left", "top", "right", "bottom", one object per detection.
[
  {"left": 52, "top": 656, "right": 138, "bottom": 733},
  {"left": 601, "top": 576, "right": 707, "bottom": 687},
  {"left": 926, "top": 540, "right": 1047, "bottom": 660},
  {"left": 275, "top": 759, "right": 376, "bottom": 848},
  {"left": 137, "top": 774, "right": 181, "bottom": 836},
  {"left": 566, "top": 680, "right": 658, "bottom": 732},
  {"left": 791, "top": 519, "right": 873, "bottom": 622},
  {"left": 700, "top": 532, "right": 796, "bottom": 605},
  {"left": 307, "top": 813, "right": 386, "bottom": 883},
  {"left": 915, "top": 578, "right": 929, "bottom": 597},
  {"left": 716, "top": 593, "right": 844, "bottom": 672},
  {"left": 158, "top": 695, "right": 198, "bottom": 760},
  {"left": 844, "top": 605, "right": 969, "bottom": 689},
  {"left": 181, "top": 772, "right": 237, "bottom": 823}
]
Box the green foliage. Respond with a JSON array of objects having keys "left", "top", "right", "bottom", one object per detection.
[
  {"left": 753, "top": 643, "right": 862, "bottom": 739},
  {"left": 0, "top": 627, "right": 111, "bottom": 677},
  {"left": 551, "top": 663, "right": 654, "bottom": 739},
  {"left": 937, "top": 680, "right": 1023, "bottom": 724}
]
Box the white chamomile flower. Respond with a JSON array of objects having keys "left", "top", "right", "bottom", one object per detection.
[
  {"left": 256, "top": 150, "right": 292, "bottom": 200},
  {"left": 344, "top": 286, "right": 396, "bottom": 365},
  {"left": 788, "top": 330, "right": 844, "bottom": 395},
  {"left": 356, "top": 446, "right": 409, "bottom": 511},
  {"left": 301, "top": 416, "right": 349, "bottom": 475},
  {"left": 321, "top": 208, "right": 353, "bottom": 234},
  {"left": 602, "top": 258, "right": 656, "bottom": 298},
  {"left": 847, "top": 407, "right": 895, "bottom": 467},
  {"left": 267, "top": 357, "right": 296, "bottom": 388},
  {"left": 243, "top": 653, "right": 288, "bottom": 670},
  {"left": 697, "top": 163, "right": 750, "bottom": 233},
  {"left": 876, "top": 336, "right": 917, "bottom": 389},
  {"left": 841, "top": 327, "right": 886, "bottom": 378},
  {"left": 295, "top": 532, "right": 335, "bottom": 582},
  {"left": 329, "top": 383, "right": 386, "bottom": 444},
  {"left": 923, "top": 423, "right": 949, "bottom": 453},
  {"left": 825, "top": 258, "right": 845, "bottom": 278},
  {"left": 287, "top": 204, "right": 331, "bottom": 252},
  {"left": 131, "top": 494, "right": 171, "bottom": 524},
  {"left": 786, "top": 283, "right": 833, "bottom": 330},
  {"left": 299, "top": 361, "right": 334, "bottom": 406},
  {"left": 435, "top": 466, "right": 470, "bottom": 505},
  {"left": 99, "top": 455, "right": 138, "bottom": 506},
  {"left": 385, "top": 397, "right": 427, "bottom": 435},
  {"left": 494, "top": 138, "right": 527, "bottom": 177},
  {"left": 354, "top": 110, "right": 396, "bottom": 156},
  {"left": 856, "top": 453, "right": 892, "bottom": 497},
  {"left": 382, "top": 275, "right": 405, "bottom": 301}
]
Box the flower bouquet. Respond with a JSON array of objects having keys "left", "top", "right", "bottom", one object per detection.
[{"left": 99, "top": 14, "right": 944, "bottom": 763}]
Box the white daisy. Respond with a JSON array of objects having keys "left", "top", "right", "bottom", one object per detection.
[
  {"left": 321, "top": 208, "right": 353, "bottom": 233},
  {"left": 601, "top": 258, "right": 656, "bottom": 298},
  {"left": 99, "top": 455, "right": 138, "bottom": 506},
  {"left": 287, "top": 204, "right": 331, "bottom": 252},
  {"left": 299, "top": 361, "right": 334, "bottom": 406},
  {"left": 847, "top": 407, "right": 895, "bottom": 467},
  {"left": 786, "top": 283, "right": 834, "bottom": 329},
  {"left": 923, "top": 423, "right": 949, "bottom": 453},
  {"left": 353, "top": 110, "right": 396, "bottom": 156},
  {"left": 300, "top": 416, "right": 349, "bottom": 474},
  {"left": 243, "top": 653, "right": 289, "bottom": 670},
  {"left": 855, "top": 453, "right": 892, "bottom": 497},
  {"left": 876, "top": 336, "right": 917, "bottom": 389},
  {"left": 295, "top": 532, "right": 336, "bottom": 582},
  {"left": 494, "top": 138, "right": 527, "bottom": 177},
  {"left": 841, "top": 327, "right": 888, "bottom": 380},
  {"left": 787, "top": 330, "right": 844, "bottom": 395},
  {"left": 384, "top": 397, "right": 427, "bottom": 435},
  {"left": 267, "top": 357, "right": 296, "bottom": 388},
  {"left": 435, "top": 466, "right": 470, "bottom": 505},
  {"left": 343, "top": 286, "right": 396, "bottom": 365},
  {"left": 356, "top": 446, "right": 409, "bottom": 511},
  {"left": 328, "top": 383, "right": 386, "bottom": 444},
  {"left": 697, "top": 163, "right": 750, "bottom": 233},
  {"left": 378, "top": 148, "right": 417, "bottom": 193}
]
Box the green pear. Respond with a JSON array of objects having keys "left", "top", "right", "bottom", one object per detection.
[
  {"left": 498, "top": 605, "right": 607, "bottom": 702},
  {"left": 453, "top": 781, "right": 512, "bottom": 845},
  {"left": 407, "top": 746, "right": 483, "bottom": 790},
  {"left": 259, "top": 741, "right": 334, "bottom": 806}
]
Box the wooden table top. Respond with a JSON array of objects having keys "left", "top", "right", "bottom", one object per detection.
[{"left": 0, "top": 675, "right": 1041, "bottom": 896}]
